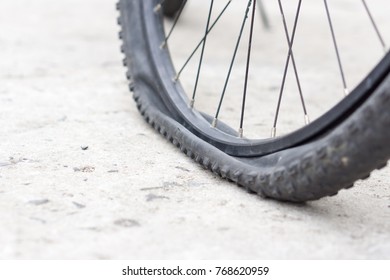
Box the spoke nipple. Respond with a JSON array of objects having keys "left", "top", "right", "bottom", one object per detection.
[
  {"left": 189, "top": 99, "right": 195, "bottom": 108},
  {"left": 172, "top": 76, "right": 178, "bottom": 83},
  {"left": 160, "top": 41, "right": 167, "bottom": 49},
  {"left": 271, "top": 127, "right": 276, "bottom": 138},
  {"left": 211, "top": 118, "right": 218, "bottom": 128},
  {"left": 344, "top": 88, "right": 350, "bottom": 96},
  {"left": 154, "top": 4, "right": 162, "bottom": 13},
  {"left": 304, "top": 115, "right": 310, "bottom": 125},
  {"left": 238, "top": 128, "right": 244, "bottom": 138}
]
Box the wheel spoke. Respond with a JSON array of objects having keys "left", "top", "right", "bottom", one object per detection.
[
  {"left": 272, "top": 0, "right": 304, "bottom": 138},
  {"left": 213, "top": 0, "right": 254, "bottom": 128},
  {"left": 161, "top": 0, "right": 187, "bottom": 49},
  {"left": 174, "top": 1, "right": 232, "bottom": 82},
  {"left": 324, "top": 0, "right": 349, "bottom": 96},
  {"left": 361, "top": 0, "right": 387, "bottom": 52},
  {"left": 239, "top": 0, "right": 257, "bottom": 138},
  {"left": 190, "top": 0, "right": 215, "bottom": 108},
  {"left": 257, "top": 0, "right": 270, "bottom": 30}
]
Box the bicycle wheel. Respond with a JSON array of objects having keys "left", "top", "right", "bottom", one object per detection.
[{"left": 117, "top": 0, "right": 390, "bottom": 202}]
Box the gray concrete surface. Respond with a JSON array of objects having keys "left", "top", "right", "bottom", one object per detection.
[{"left": 0, "top": 0, "right": 389, "bottom": 259}]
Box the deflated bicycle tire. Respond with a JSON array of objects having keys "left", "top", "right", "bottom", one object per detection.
[{"left": 117, "top": 0, "right": 390, "bottom": 202}]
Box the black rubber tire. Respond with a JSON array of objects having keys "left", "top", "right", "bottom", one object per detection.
[{"left": 117, "top": 0, "right": 390, "bottom": 202}]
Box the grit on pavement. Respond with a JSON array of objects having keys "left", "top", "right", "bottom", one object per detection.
[{"left": 0, "top": 0, "right": 389, "bottom": 259}]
